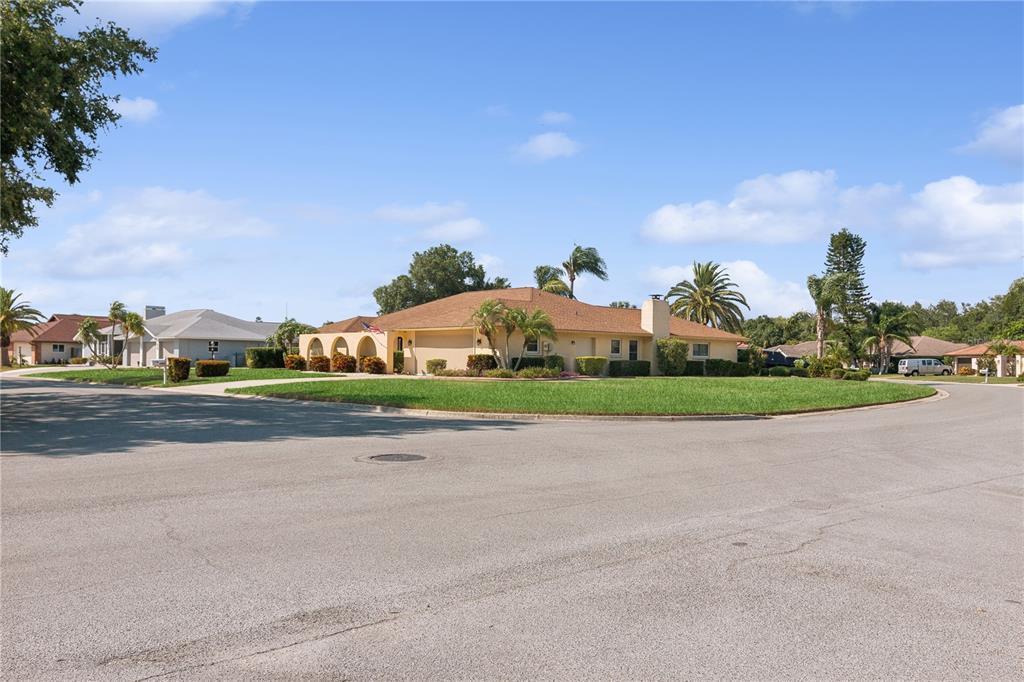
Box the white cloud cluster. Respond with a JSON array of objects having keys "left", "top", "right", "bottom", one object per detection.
[
  {"left": 515, "top": 132, "right": 581, "bottom": 162},
  {"left": 644, "top": 260, "right": 810, "bottom": 318},
  {"left": 112, "top": 96, "right": 159, "bottom": 123},
  {"left": 538, "top": 111, "right": 573, "bottom": 125},
  {"left": 49, "top": 187, "right": 274, "bottom": 278},
  {"left": 373, "top": 201, "right": 485, "bottom": 242},
  {"left": 73, "top": 1, "right": 249, "bottom": 34},
  {"left": 959, "top": 104, "right": 1024, "bottom": 164}
]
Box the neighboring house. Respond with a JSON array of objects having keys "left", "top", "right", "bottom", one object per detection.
[
  {"left": 950, "top": 340, "right": 1024, "bottom": 377},
  {"left": 764, "top": 340, "right": 818, "bottom": 367},
  {"left": 7, "top": 314, "right": 115, "bottom": 365},
  {"left": 766, "top": 335, "right": 970, "bottom": 370},
  {"left": 87, "top": 308, "right": 281, "bottom": 368},
  {"left": 300, "top": 288, "right": 746, "bottom": 375}
]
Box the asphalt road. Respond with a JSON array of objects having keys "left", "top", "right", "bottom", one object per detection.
[{"left": 2, "top": 377, "right": 1021, "bottom": 680}]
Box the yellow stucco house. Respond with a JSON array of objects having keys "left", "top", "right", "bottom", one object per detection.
[{"left": 299, "top": 288, "right": 745, "bottom": 375}]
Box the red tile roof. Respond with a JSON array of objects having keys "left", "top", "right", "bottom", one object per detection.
[{"left": 8, "top": 314, "right": 114, "bottom": 345}]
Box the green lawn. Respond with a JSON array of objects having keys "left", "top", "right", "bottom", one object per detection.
[
  {"left": 229, "top": 376, "right": 936, "bottom": 416},
  {"left": 883, "top": 374, "right": 1021, "bottom": 385},
  {"left": 26, "top": 367, "right": 333, "bottom": 387}
]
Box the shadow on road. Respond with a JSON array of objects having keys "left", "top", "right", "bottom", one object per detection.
[{"left": 0, "top": 379, "right": 527, "bottom": 457}]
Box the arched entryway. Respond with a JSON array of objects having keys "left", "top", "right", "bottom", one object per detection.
[
  {"left": 307, "top": 337, "right": 324, "bottom": 359},
  {"left": 331, "top": 337, "right": 349, "bottom": 356},
  {"left": 356, "top": 335, "right": 377, "bottom": 360}
]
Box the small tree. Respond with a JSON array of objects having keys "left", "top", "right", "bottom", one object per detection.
[
  {"left": 499, "top": 307, "right": 527, "bottom": 369},
  {"left": 656, "top": 338, "right": 689, "bottom": 376},
  {"left": 78, "top": 317, "right": 118, "bottom": 369},
  {"left": 467, "top": 300, "right": 505, "bottom": 365},
  {"left": 512, "top": 309, "right": 557, "bottom": 370},
  {"left": 123, "top": 311, "right": 145, "bottom": 366},
  {"left": 268, "top": 318, "right": 316, "bottom": 352},
  {"left": 0, "top": 287, "right": 43, "bottom": 365}
]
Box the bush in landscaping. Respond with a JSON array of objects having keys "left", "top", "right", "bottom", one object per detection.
[
  {"left": 608, "top": 360, "right": 651, "bottom": 377},
  {"left": 829, "top": 368, "right": 847, "bottom": 380},
  {"left": 308, "top": 355, "right": 330, "bottom": 372},
  {"left": 957, "top": 366, "right": 976, "bottom": 376},
  {"left": 575, "top": 356, "right": 607, "bottom": 376},
  {"left": 758, "top": 368, "right": 770, "bottom": 377},
  {"left": 331, "top": 353, "right": 357, "bottom": 373},
  {"left": 484, "top": 368, "right": 516, "bottom": 378},
  {"left": 517, "top": 366, "right": 559, "bottom": 378},
  {"left": 195, "top": 359, "right": 230, "bottom": 377},
  {"left": 393, "top": 351, "right": 405, "bottom": 374},
  {"left": 425, "top": 358, "right": 447, "bottom": 375},
  {"left": 284, "top": 354, "right": 306, "bottom": 371},
  {"left": 510, "top": 356, "right": 545, "bottom": 369},
  {"left": 746, "top": 346, "right": 766, "bottom": 373},
  {"left": 69, "top": 357, "right": 87, "bottom": 364},
  {"left": 656, "top": 338, "right": 689, "bottom": 376},
  {"left": 246, "top": 346, "right": 285, "bottom": 369},
  {"left": 769, "top": 366, "right": 790, "bottom": 377},
  {"left": 804, "top": 355, "right": 841, "bottom": 378},
  {"left": 544, "top": 354, "right": 564, "bottom": 371},
  {"left": 843, "top": 370, "right": 870, "bottom": 381},
  {"left": 360, "top": 356, "right": 387, "bottom": 374},
  {"left": 683, "top": 360, "right": 705, "bottom": 376},
  {"left": 436, "top": 368, "right": 469, "bottom": 377},
  {"left": 789, "top": 367, "right": 808, "bottom": 378},
  {"left": 466, "top": 354, "right": 498, "bottom": 376},
  {"left": 705, "top": 359, "right": 749, "bottom": 377},
  {"left": 167, "top": 357, "right": 191, "bottom": 383}
]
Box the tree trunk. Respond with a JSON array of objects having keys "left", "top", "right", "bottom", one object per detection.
[
  {"left": 568, "top": 273, "right": 575, "bottom": 299},
  {"left": 1, "top": 346, "right": 9, "bottom": 367},
  {"left": 815, "top": 309, "right": 826, "bottom": 359}
]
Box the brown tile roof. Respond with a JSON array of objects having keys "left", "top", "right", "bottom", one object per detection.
[
  {"left": 362, "top": 288, "right": 746, "bottom": 341},
  {"left": 317, "top": 316, "right": 377, "bottom": 333},
  {"left": 767, "top": 340, "right": 818, "bottom": 357},
  {"left": 8, "top": 314, "right": 114, "bottom": 344},
  {"left": 952, "top": 340, "right": 1024, "bottom": 357},
  {"left": 888, "top": 336, "right": 970, "bottom": 357}
]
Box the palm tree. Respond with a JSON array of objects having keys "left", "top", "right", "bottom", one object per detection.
[
  {"left": 561, "top": 245, "right": 608, "bottom": 299},
  {"left": 78, "top": 317, "right": 118, "bottom": 369},
  {"left": 108, "top": 300, "right": 128, "bottom": 365},
  {"left": 862, "top": 308, "right": 918, "bottom": 374},
  {"left": 666, "top": 261, "right": 749, "bottom": 333},
  {"left": 499, "top": 307, "right": 527, "bottom": 369},
  {"left": 513, "top": 309, "right": 557, "bottom": 370},
  {"left": 123, "top": 312, "right": 145, "bottom": 366},
  {"left": 806, "top": 273, "right": 850, "bottom": 359},
  {"left": 533, "top": 265, "right": 570, "bottom": 296},
  {"left": 0, "top": 287, "right": 44, "bottom": 366},
  {"left": 467, "top": 299, "right": 505, "bottom": 366}
]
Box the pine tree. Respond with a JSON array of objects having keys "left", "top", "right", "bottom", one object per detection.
[{"left": 823, "top": 228, "right": 871, "bottom": 363}]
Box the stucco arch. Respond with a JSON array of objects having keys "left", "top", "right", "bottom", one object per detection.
[
  {"left": 331, "top": 337, "right": 349, "bottom": 356},
  {"left": 356, "top": 335, "right": 377, "bottom": 359},
  {"left": 307, "top": 337, "right": 324, "bottom": 359}
]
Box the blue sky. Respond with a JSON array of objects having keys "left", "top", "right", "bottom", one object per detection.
[{"left": 6, "top": 1, "right": 1022, "bottom": 325}]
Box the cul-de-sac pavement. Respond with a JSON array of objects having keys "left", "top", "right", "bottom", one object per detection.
[{"left": 1, "top": 376, "right": 1021, "bottom": 680}]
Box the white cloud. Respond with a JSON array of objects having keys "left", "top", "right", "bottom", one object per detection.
[
  {"left": 515, "top": 132, "right": 581, "bottom": 162},
  {"left": 374, "top": 201, "right": 466, "bottom": 223},
  {"left": 477, "top": 253, "right": 504, "bottom": 273},
  {"left": 538, "top": 111, "right": 573, "bottom": 125},
  {"left": 70, "top": 1, "right": 248, "bottom": 34},
  {"left": 420, "top": 218, "right": 486, "bottom": 242},
  {"left": 898, "top": 176, "right": 1023, "bottom": 269},
  {"left": 48, "top": 187, "right": 274, "bottom": 278},
  {"left": 112, "top": 96, "right": 158, "bottom": 123},
  {"left": 959, "top": 104, "right": 1024, "bottom": 164},
  {"left": 644, "top": 260, "right": 810, "bottom": 317}
]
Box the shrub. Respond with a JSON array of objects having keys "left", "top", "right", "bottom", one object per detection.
[
  {"left": 789, "top": 367, "right": 808, "bottom": 378},
  {"left": 769, "top": 366, "right": 790, "bottom": 377},
  {"left": 484, "top": 368, "right": 516, "bottom": 378},
  {"left": 575, "top": 356, "right": 607, "bottom": 376},
  {"left": 517, "top": 366, "right": 559, "bottom": 378},
  {"left": 683, "top": 360, "right": 705, "bottom": 376},
  {"left": 747, "top": 346, "right": 766, "bottom": 373},
  {"left": 510, "top": 357, "right": 546, "bottom": 369},
  {"left": 246, "top": 346, "right": 284, "bottom": 369},
  {"left": 466, "top": 354, "right": 498, "bottom": 376},
  {"left": 656, "top": 338, "right": 689, "bottom": 376},
  {"left": 805, "top": 355, "right": 842, "bottom": 378},
  {"left": 843, "top": 370, "right": 870, "bottom": 381},
  {"left": 331, "top": 353, "right": 357, "bottom": 373},
  {"left": 167, "top": 357, "right": 191, "bottom": 383},
  {"left": 608, "top": 360, "right": 651, "bottom": 377},
  {"left": 436, "top": 368, "right": 469, "bottom": 377},
  {"left": 69, "top": 357, "right": 87, "bottom": 364},
  {"left": 829, "top": 368, "right": 846, "bottom": 380},
  {"left": 393, "top": 351, "right": 405, "bottom": 374},
  {"left": 425, "top": 358, "right": 447, "bottom": 375},
  {"left": 360, "top": 356, "right": 386, "bottom": 374},
  {"left": 284, "top": 354, "right": 306, "bottom": 371},
  {"left": 308, "top": 355, "right": 330, "bottom": 372},
  {"left": 195, "top": 359, "right": 230, "bottom": 377},
  {"left": 758, "top": 368, "right": 770, "bottom": 377},
  {"left": 957, "top": 366, "right": 976, "bottom": 376},
  {"left": 705, "top": 359, "right": 749, "bottom": 377},
  {"left": 544, "top": 354, "right": 565, "bottom": 371}
]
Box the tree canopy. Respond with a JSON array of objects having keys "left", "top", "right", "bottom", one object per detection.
[
  {"left": 373, "top": 244, "right": 509, "bottom": 314},
  {"left": 1, "top": 0, "right": 157, "bottom": 253},
  {"left": 666, "top": 261, "right": 749, "bottom": 333}
]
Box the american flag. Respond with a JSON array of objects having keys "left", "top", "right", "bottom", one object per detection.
[{"left": 361, "top": 321, "right": 384, "bottom": 335}]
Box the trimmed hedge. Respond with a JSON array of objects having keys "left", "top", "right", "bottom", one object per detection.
[
  {"left": 466, "top": 354, "right": 498, "bottom": 376},
  {"left": 331, "top": 353, "right": 357, "bottom": 373},
  {"left": 517, "top": 366, "right": 559, "bottom": 378},
  {"left": 393, "top": 351, "right": 405, "bottom": 374},
  {"left": 510, "top": 355, "right": 566, "bottom": 371},
  {"left": 425, "top": 358, "right": 447, "bottom": 375},
  {"left": 360, "top": 356, "right": 387, "bottom": 374},
  {"left": 608, "top": 360, "right": 651, "bottom": 377},
  {"left": 575, "top": 356, "right": 607, "bottom": 376},
  {"left": 246, "top": 346, "right": 284, "bottom": 369},
  {"left": 167, "top": 357, "right": 191, "bottom": 383},
  {"left": 705, "top": 359, "right": 750, "bottom": 377},
  {"left": 683, "top": 360, "right": 705, "bottom": 376},
  {"left": 769, "top": 366, "right": 790, "bottom": 377},
  {"left": 484, "top": 368, "right": 516, "bottom": 378},
  {"left": 284, "top": 354, "right": 306, "bottom": 371},
  {"left": 195, "top": 359, "right": 230, "bottom": 377},
  {"left": 829, "top": 368, "right": 847, "bottom": 380},
  {"left": 656, "top": 338, "right": 689, "bottom": 376},
  {"left": 70, "top": 357, "right": 88, "bottom": 364},
  {"left": 843, "top": 370, "right": 870, "bottom": 381},
  {"left": 789, "top": 367, "right": 809, "bottom": 378},
  {"left": 308, "top": 355, "right": 330, "bottom": 372}
]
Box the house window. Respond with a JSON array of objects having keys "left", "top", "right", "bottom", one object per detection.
[
  {"left": 610, "top": 339, "right": 621, "bottom": 356},
  {"left": 628, "top": 339, "right": 638, "bottom": 361},
  {"left": 525, "top": 339, "right": 539, "bottom": 354},
  {"left": 693, "top": 343, "right": 709, "bottom": 358},
  {"left": 396, "top": 337, "right": 404, "bottom": 351},
  {"left": 52, "top": 344, "right": 65, "bottom": 353}
]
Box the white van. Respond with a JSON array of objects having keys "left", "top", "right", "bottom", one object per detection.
[{"left": 898, "top": 358, "right": 952, "bottom": 376}]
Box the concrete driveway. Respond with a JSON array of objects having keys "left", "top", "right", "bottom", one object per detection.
[{"left": 1, "top": 376, "right": 1021, "bottom": 680}]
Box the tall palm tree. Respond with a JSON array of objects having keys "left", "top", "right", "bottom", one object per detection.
[
  {"left": 499, "top": 307, "right": 527, "bottom": 369},
  {"left": 0, "top": 287, "right": 44, "bottom": 366},
  {"left": 533, "top": 265, "right": 570, "bottom": 296},
  {"left": 108, "top": 300, "right": 128, "bottom": 365},
  {"left": 861, "top": 308, "right": 918, "bottom": 374},
  {"left": 666, "top": 261, "right": 749, "bottom": 333},
  {"left": 561, "top": 245, "right": 608, "bottom": 299},
  {"left": 467, "top": 299, "right": 505, "bottom": 366},
  {"left": 123, "top": 312, "right": 145, "bottom": 366},
  {"left": 513, "top": 309, "right": 557, "bottom": 370},
  {"left": 806, "top": 273, "right": 850, "bottom": 359}
]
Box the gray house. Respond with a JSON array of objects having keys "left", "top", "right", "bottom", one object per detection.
[{"left": 89, "top": 308, "right": 280, "bottom": 368}]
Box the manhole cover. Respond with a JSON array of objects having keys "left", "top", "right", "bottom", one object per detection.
[{"left": 369, "top": 453, "right": 426, "bottom": 463}]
